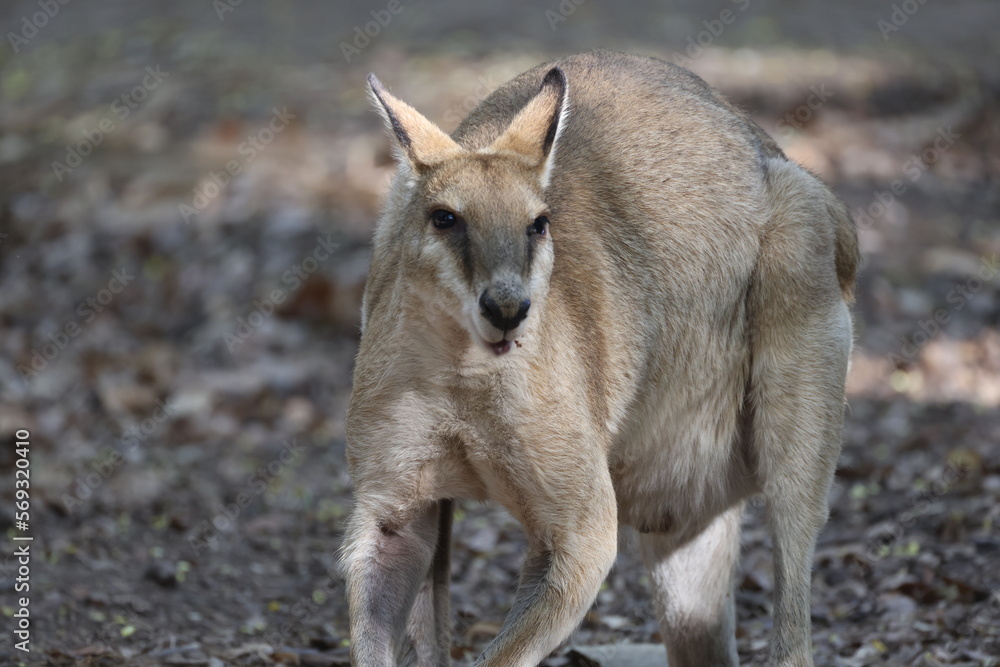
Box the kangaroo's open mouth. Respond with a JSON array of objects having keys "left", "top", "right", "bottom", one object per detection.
[{"left": 489, "top": 339, "right": 513, "bottom": 355}]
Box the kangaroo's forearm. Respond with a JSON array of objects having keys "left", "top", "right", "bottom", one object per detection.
[
  {"left": 344, "top": 504, "right": 440, "bottom": 666},
  {"left": 476, "top": 528, "right": 617, "bottom": 666}
]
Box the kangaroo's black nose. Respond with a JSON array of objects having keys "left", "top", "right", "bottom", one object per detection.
[{"left": 479, "top": 290, "right": 530, "bottom": 332}]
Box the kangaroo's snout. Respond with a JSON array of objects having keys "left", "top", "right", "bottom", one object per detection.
[{"left": 479, "top": 284, "right": 531, "bottom": 333}]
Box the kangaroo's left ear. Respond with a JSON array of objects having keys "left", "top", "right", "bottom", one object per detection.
[{"left": 491, "top": 67, "right": 568, "bottom": 189}]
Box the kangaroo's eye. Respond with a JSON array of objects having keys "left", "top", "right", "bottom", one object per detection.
[
  {"left": 431, "top": 209, "right": 458, "bottom": 229},
  {"left": 529, "top": 215, "right": 549, "bottom": 236}
]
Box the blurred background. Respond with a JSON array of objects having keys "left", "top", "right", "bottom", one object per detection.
[{"left": 1, "top": 1, "right": 998, "bottom": 665}]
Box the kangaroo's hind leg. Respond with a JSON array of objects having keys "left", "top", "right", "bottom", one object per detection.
[
  {"left": 749, "top": 158, "right": 855, "bottom": 666},
  {"left": 750, "top": 316, "right": 850, "bottom": 667},
  {"left": 638, "top": 502, "right": 744, "bottom": 667},
  {"left": 402, "top": 499, "right": 454, "bottom": 666}
]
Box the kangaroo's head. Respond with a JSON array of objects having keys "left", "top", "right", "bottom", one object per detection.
[{"left": 367, "top": 68, "right": 567, "bottom": 356}]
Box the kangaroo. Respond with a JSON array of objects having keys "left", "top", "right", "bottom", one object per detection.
[{"left": 341, "top": 50, "right": 859, "bottom": 667}]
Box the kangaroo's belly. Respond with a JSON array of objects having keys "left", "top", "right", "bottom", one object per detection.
[
  {"left": 611, "top": 407, "right": 758, "bottom": 539},
  {"left": 607, "top": 315, "right": 759, "bottom": 538}
]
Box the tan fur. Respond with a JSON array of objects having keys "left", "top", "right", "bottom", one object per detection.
[{"left": 342, "top": 51, "right": 858, "bottom": 667}]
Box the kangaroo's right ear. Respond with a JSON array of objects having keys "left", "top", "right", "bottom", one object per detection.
[
  {"left": 367, "top": 74, "right": 461, "bottom": 178},
  {"left": 490, "top": 67, "right": 568, "bottom": 189}
]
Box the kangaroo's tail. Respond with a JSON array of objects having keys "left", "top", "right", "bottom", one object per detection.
[{"left": 827, "top": 194, "right": 860, "bottom": 304}]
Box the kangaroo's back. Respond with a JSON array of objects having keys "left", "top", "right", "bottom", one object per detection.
[{"left": 455, "top": 51, "right": 856, "bottom": 302}]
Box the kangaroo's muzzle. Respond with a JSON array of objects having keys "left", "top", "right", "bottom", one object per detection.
[{"left": 479, "top": 289, "right": 531, "bottom": 333}]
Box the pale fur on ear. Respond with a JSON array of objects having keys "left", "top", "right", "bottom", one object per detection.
[
  {"left": 490, "top": 67, "right": 569, "bottom": 189},
  {"left": 367, "top": 73, "right": 461, "bottom": 179}
]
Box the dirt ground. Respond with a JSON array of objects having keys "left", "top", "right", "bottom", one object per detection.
[{"left": 1, "top": 1, "right": 999, "bottom": 665}]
